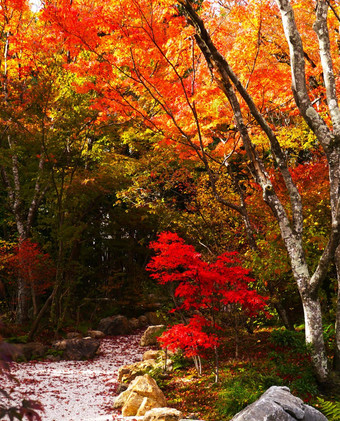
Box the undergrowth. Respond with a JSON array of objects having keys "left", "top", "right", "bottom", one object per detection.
[
  {"left": 317, "top": 398, "right": 340, "bottom": 421},
  {"left": 159, "top": 327, "right": 338, "bottom": 421}
]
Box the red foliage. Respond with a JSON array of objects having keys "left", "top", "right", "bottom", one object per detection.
[
  {"left": 9, "top": 239, "right": 55, "bottom": 295},
  {"left": 147, "top": 232, "right": 268, "bottom": 357},
  {"left": 158, "top": 315, "right": 219, "bottom": 357}
]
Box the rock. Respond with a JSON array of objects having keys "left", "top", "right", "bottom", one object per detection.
[
  {"left": 97, "top": 315, "right": 131, "bottom": 335},
  {"left": 45, "top": 353, "right": 62, "bottom": 362},
  {"left": 66, "top": 332, "right": 83, "bottom": 339},
  {"left": 116, "top": 383, "right": 128, "bottom": 394},
  {"left": 113, "top": 388, "right": 131, "bottom": 409},
  {"left": 20, "top": 342, "right": 47, "bottom": 360},
  {"left": 143, "top": 350, "right": 162, "bottom": 361},
  {"left": 118, "top": 359, "right": 157, "bottom": 383},
  {"left": 87, "top": 330, "right": 105, "bottom": 339},
  {"left": 129, "top": 318, "right": 140, "bottom": 331},
  {"left": 0, "top": 342, "right": 47, "bottom": 361},
  {"left": 145, "top": 312, "right": 165, "bottom": 325},
  {"left": 143, "top": 407, "right": 183, "bottom": 421},
  {"left": 53, "top": 337, "right": 100, "bottom": 360},
  {"left": 230, "top": 386, "right": 328, "bottom": 421},
  {"left": 113, "top": 374, "right": 167, "bottom": 417},
  {"left": 184, "top": 414, "right": 202, "bottom": 420},
  {"left": 0, "top": 342, "right": 20, "bottom": 361},
  {"left": 139, "top": 315, "right": 149, "bottom": 327},
  {"left": 140, "top": 325, "right": 165, "bottom": 347},
  {"left": 118, "top": 354, "right": 173, "bottom": 384}
]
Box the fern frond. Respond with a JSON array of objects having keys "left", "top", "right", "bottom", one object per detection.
[{"left": 317, "top": 397, "right": 340, "bottom": 421}]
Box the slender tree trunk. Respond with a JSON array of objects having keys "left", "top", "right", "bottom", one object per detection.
[
  {"left": 274, "top": 301, "right": 295, "bottom": 331},
  {"left": 50, "top": 210, "right": 65, "bottom": 327},
  {"left": 234, "top": 312, "right": 239, "bottom": 360},
  {"left": 56, "top": 287, "right": 71, "bottom": 334},
  {"left": 214, "top": 345, "right": 219, "bottom": 383},
  {"left": 27, "top": 291, "right": 54, "bottom": 342},
  {"left": 267, "top": 283, "right": 295, "bottom": 330},
  {"left": 29, "top": 268, "right": 37, "bottom": 318},
  {"left": 31, "top": 286, "right": 37, "bottom": 318},
  {"left": 163, "top": 347, "right": 168, "bottom": 372},
  {"left": 16, "top": 234, "right": 30, "bottom": 324}
]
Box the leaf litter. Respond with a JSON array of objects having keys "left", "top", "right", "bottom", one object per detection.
[{"left": 1, "top": 332, "right": 146, "bottom": 421}]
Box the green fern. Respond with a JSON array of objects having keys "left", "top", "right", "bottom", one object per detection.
[{"left": 317, "top": 397, "right": 340, "bottom": 420}]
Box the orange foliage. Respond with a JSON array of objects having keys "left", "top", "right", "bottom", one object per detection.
[{"left": 36, "top": 0, "right": 339, "bottom": 165}]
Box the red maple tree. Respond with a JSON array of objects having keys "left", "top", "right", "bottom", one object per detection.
[
  {"left": 147, "top": 232, "right": 268, "bottom": 380},
  {"left": 7, "top": 240, "right": 55, "bottom": 318}
]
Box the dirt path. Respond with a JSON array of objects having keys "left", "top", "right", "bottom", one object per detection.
[{"left": 1, "top": 332, "right": 146, "bottom": 421}]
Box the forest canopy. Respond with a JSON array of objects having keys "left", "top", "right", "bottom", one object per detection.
[{"left": 0, "top": 0, "right": 339, "bottom": 389}]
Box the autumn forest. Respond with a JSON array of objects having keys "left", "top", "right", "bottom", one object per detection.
[{"left": 1, "top": 0, "right": 340, "bottom": 418}]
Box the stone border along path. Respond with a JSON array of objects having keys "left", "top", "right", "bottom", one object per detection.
[{"left": 1, "top": 331, "right": 146, "bottom": 421}]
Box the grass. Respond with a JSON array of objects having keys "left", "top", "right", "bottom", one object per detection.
[{"left": 156, "top": 327, "right": 337, "bottom": 421}]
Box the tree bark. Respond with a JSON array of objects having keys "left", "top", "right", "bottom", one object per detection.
[
  {"left": 16, "top": 273, "right": 30, "bottom": 324},
  {"left": 301, "top": 293, "right": 329, "bottom": 382},
  {"left": 275, "top": 0, "right": 340, "bottom": 378},
  {"left": 335, "top": 245, "right": 340, "bottom": 370},
  {"left": 274, "top": 301, "right": 295, "bottom": 331},
  {"left": 27, "top": 291, "right": 54, "bottom": 342}
]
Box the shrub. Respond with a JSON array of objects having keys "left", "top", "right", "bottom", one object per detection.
[
  {"left": 216, "top": 371, "right": 282, "bottom": 418},
  {"left": 270, "top": 328, "right": 306, "bottom": 353}
]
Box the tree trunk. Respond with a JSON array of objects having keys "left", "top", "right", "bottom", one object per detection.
[
  {"left": 334, "top": 246, "right": 340, "bottom": 370},
  {"left": 50, "top": 216, "right": 65, "bottom": 327},
  {"left": 234, "top": 319, "right": 239, "bottom": 360},
  {"left": 31, "top": 285, "right": 37, "bottom": 318},
  {"left": 1, "top": 150, "right": 47, "bottom": 324},
  {"left": 16, "top": 277, "right": 30, "bottom": 324},
  {"left": 214, "top": 345, "right": 220, "bottom": 383},
  {"left": 274, "top": 301, "right": 295, "bottom": 331},
  {"left": 179, "top": 0, "right": 340, "bottom": 385},
  {"left": 16, "top": 234, "right": 30, "bottom": 324},
  {"left": 301, "top": 294, "right": 329, "bottom": 384},
  {"left": 267, "top": 282, "right": 295, "bottom": 330},
  {"left": 27, "top": 291, "right": 54, "bottom": 342}
]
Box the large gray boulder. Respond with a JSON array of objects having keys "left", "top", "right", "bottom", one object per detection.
[
  {"left": 230, "top": 386, "right": 327, "bottom": 421},
  {"left": 53, "top": 337, "right": 100, "bottom": 360},
  {"left": 97, "top": 315, "right": 131, "bottom": 335}
]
